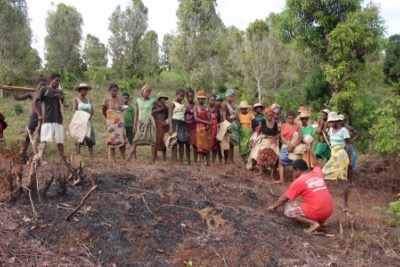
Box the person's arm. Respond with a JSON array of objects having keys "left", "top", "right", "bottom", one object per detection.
[
  {"left": 267, "top": 194, "right": 289, "bottom": 212},
  {"left": 221, "top": 103, "right": 228, "bottom": 121},
  {"left": 256, "top": 121, "right": 262, "bottom": 135},
  {"left": 152, "top": 103, "right": 163, "bottom": 116},
  {"left": 12, "top": 92, "right": 31, "bottom": 101},
  {"left": 133, "top": 101, "right": 139, "bottom": 134},
  {"left": 34, "top": 89, "right": 43, "bottom": 121},
  {"left": 89, "top": 99, "right": 94, "bottom": 117},
  {"left": 281, "top": 124, "right": 289, "bottom": 146},
  {"left": 72, "top": 97, "right": 78, "bottom": 112},
  {"left": 291, "top": 127, "right": 302, "bottom": 147},
  {"left": 309, "top": 147, "right": 319, "bottom": 167},
  {"left": 194, "top": 106, "right": 211, "bottom": 125},
  {"left": 347, "top": 125, "right": 361, "bottom": 143},
  {"left": 168, "top": 102, "right": 175, "bottom": 134}
]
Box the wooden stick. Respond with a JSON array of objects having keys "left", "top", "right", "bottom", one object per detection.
[
  {"left": 0, "top": 85, "right": 36, "bottom": 92},
  {"left": 65, "top": 185, "right": 97, "bottom": 221}
]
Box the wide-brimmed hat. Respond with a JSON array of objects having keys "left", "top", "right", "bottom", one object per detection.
[
  {"left": 299, "top": 111, "right": 310, "bottom": 118},
  {"left": 338, "top": 114, "right": 345, "bottom": 121},
  {"left": 74, "top": 83, "right": 92, "bottom": 91},
  {"left": 157, "top": 92, "right": 168, "bottom": 100},
  {"left": 196, "top": 90, "right": 206, "bottom": 98},
  {"left": 239, "top": 101, "right": 250, "bottom": 109},
  {"left": 321, "top": 108, "right": 330, "bottom": 114},
  {"left": 298, "top": 106, "right": 309, "bottom": 113},
  {"left": 225, "top": 88, "right": 236, "bottom": 97},
  {"left": 327, "top": 112, "right": 340, "bottom": 122},
  {"left": 252, "top": 103, "right": 265, "bottom": 111},
  {"left": 215, "top": 95, "right": 223, "bottom": 101},
  {"left": 163, "top": 132, "right": 177, "bottom": 148}
]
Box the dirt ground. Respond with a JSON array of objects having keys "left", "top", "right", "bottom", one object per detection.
[{"left": 0, "top": 155, "right": 399, "bottom": 266}]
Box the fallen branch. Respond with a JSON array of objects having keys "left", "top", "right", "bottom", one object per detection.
[
  {"left": 142, "top": 196, "right": 154, "bottom": 216},
  {"left": 65, "top": 185, "right": 97, "bottom": 221},
  {"left": 21, "top": 186, "right": 37, "bottom": 216},
  {"left": 94, "top": 209, "right": 113, "bottom": 227}
]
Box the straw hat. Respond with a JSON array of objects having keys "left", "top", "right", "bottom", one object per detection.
[
  {"left": 321, "top": 109, "right": 330, "bottom": 114},
  {"left": 157, "top": 92, "right": 168, "bottom": 100},
  {"left": 196, "top": 90, "right": 206, "bottom": 98},
  {"left": 299, "top": 111, "right": 310, "bottom": 118},
  {"left": 74, "top": 83, "right": 92, "bottom": 91},
  {"left": 327, "top": 112, "right": 340, "bottom": 122},
  {"left": 252, "top": 103, "right": 265, "bottom": 111},
  {"left": 163, "top": 132, "right": 177, "bottom": 148},
  {"left": 298, "top": 106, "right": 309, "bottom": 113},
  {"left": 238, "top": 101, "right": 250, "bottom": 109}
]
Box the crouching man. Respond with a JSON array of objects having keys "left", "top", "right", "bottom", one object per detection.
[{"left": 267, "top": 149, "right": 334, "bottom": 233}]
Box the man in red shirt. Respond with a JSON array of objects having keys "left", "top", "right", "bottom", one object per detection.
[{"left": 267, "top": 149, "right": 334, "bottom": 233}]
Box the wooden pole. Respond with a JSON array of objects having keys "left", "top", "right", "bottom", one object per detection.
[{"left": 0, "top": 85, "right": 36, "bottom": 92}]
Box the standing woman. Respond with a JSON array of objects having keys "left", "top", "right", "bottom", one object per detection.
[
  {"left": 194, "top": 90, "right": 212, "bottom": 166},
  {"left": 238, "top": 101, "right": 254, "bottom": 164},
  {"left": 256, "top": 108, "right": 280, "bottom": 180},
  {"left": 73, "top": 83, "right": 95, "bottom": 161},
  {"left": 168, "top": 89, "right": 187, "bottom": 162},
  {"left": 185, "top": 89, "right": 197, "bottom": 164},
  {"left": 102, "top": 84, "right": 126, "bottom": 163},
  {"left": 208, "top": 95, "right": 222, "bottom": 163},
  {"left": 152, "top": 92, "right": 169, "bottom": 162},
  {"left": 221, "top": 88, "right": 239, "bottom": 164},
  {"left": 323, "top": 112, "right": 352, "bottom": 211},
  {"left": 278, "top": 111, "right": 302, "bottom": 184},
  {"left": 125, "top": 84, "right": 157, "bottom": 163},
  {"left": 299, "top": 111, "right": 315, "bottom": 168}
]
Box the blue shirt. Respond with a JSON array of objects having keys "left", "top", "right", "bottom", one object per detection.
[{"left": 328, "top": 127, "right": 350, "bottom": 147}]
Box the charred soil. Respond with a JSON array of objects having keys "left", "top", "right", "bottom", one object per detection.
[{"left": 0, "top": 156, "right": 399, "bottom": 266}]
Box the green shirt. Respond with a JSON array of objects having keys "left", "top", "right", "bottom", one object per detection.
[
  {"left": 123, "top": 104, "right": 134, "bottom": 127},
  {"left": 300, "top": 125, "right": 315, "bottom": 137},
  {"left": 135, "top": 97, "right": 156, "bottom": 120}
]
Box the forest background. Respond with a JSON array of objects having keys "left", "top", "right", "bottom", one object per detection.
[{"left": 1, "top": 0, "right": 400, "bottom": 225}]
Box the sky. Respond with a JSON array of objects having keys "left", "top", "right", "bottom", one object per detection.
[{"left": 26, "top": 0, "right": 400, "bottom": 61}]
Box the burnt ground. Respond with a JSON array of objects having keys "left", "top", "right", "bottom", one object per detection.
[{"left": 0, "top": 156, "right": 400, "bottom": 266}]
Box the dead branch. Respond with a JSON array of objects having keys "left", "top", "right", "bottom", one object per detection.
[
  {"left": 65, "top": 185, "right": 97, "bottom": 221},
  {"left": 94, "top": 209, "right": 113, "bottom": 227},
  {"left": 211, "top": 247, "right": 228, "bottom": 267},
  {"left": 39, "top": 175, "right": 54, "bottom": 199},
  {"left": 21, "top": 186, "right": 37, "bottom": 216},
  {"left": 142, "top": 196, "right": 155, "bottom": 216}
]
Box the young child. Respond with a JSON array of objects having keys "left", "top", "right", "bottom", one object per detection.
[
  {"left": 168, "top": 89, "right": 187, "bottom": 162},
  {"left": 194, "top": 90, "right": 212, "bottom": 166},
  {"left": 152, "top": 92, "right": 169, "bottom": 162},
  {"left": 221, "top": 89, "right": 238, "bottom": 164},
  {"left": 122, "top": 93, "right": 135, "bottom": 146},
  {"left": 185, "top": 89, "right": 197, "bottom": 164},
  {"left": 238, "top": 101, "right": 254, "bottom": 164},
  {"left": 209, "top": 95, "right": 222, "bottom": 163},
  {"left": 299, "top": 111, "right": 315, "bottom": 168}
]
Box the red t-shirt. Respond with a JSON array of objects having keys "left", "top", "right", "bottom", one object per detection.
[{"left": 285, "top": 166, "right": 334, "bottom": 221}]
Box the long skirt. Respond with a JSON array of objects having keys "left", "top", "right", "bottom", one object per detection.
[
  {"left": 132, "top": 117, "right": 156, "bottom": 146},
  {"left": 196, "top": 123, "right": 212, "bottom": 154},
  {"left": 155, "top": 120, "right": 169, "bottom": 151},
  {"left": 230, "top": 120, "right": 240, "bottom": 146},
  {"left": 106, "top": 110, "right": 126, "bottom": 148},
  {"left": 257, "top": 136, "right": 280, "bottom": 167},
  {"left": 239, "top": 127, "right": 253, "bottom": 156},
  {"left": 323, "top": 146, "right": 349, "bottom": 181},
  {"left": 186, "top": 123, "right": 196, "bottom": 145},
  {"left": 315, "top": 142, "right": 331, "bottom": 159}
]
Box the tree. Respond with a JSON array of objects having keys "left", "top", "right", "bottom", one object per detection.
[
  {"left": 44, "top": 3, "right": 83, "bottom": 74},
  {"left": 170, "top": 0, "right": 228, "bottom": 91},
  {"left": 279, "top": 0, "right": 384, "bottom": 119},
  {"left": 140, "top": 30, "right": 159, "bottom": 76},
  {"left": 108, "top": 0, "right": 148, "bottom": 79},
  {"left": 161, "top": 33, "right": 174, "bottom": 71},
  {"left": 83, "top": 34, "right": 108, "bottom": 69},
  {"left": 0, "top": 0, "right": 41, "bottom": 84},
  {"left": 383, "top": 34, "right": 400, "bottom": 85}
]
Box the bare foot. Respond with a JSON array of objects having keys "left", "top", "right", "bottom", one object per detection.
[{"left": 304, "top": 222, "right": 321, "bottom": 233}]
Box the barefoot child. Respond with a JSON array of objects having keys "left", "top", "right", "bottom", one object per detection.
[
  {"left": 208, "top": 95, "right": 222, "bottom": 163},
  {"left": 185, "top": 89, "right": 197, "bottom": 164},
  {"left": 194, "top": 90, "right": 212, "bottom": 166},
  {"left": 168, "top": 89, "right": 187, "bottom": 162},
  {"left": 152, "top": 92, "right": 169, "bottom": 162}
]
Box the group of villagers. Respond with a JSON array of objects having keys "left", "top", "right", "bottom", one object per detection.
[
  {"left": 10, "top": 75, "right": 361, "bottom": 233},
  {"left": 81, "top": 83, "right": 361, "bottom": 232}
]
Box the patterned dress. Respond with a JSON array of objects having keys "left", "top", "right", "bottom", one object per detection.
[
  {"left": 185, "top": 102, "right": 196, "bottom": 145},
  {"left": 152, "top": 102, "right": 169, "bottom": 151},
  {"left": 102, "top": 96, "right": 126, "bottom": 148},
  {"left": 196, "top": 105, "right": 212, "bottom": 154}
]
